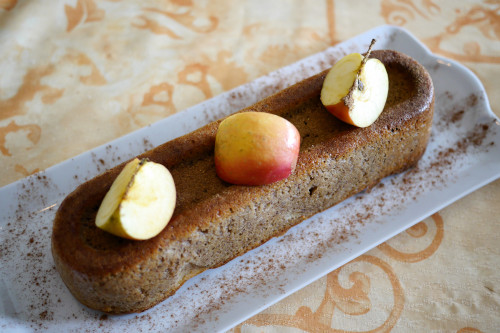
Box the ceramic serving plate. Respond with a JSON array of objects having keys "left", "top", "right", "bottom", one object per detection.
[{"left": 1, "top": 25, "right": 499, "bottom": 332}]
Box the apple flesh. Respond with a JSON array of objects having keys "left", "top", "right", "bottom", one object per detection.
[
  {"left": 95, "top": 158, "right": 176, "bottom": 240},
  {"left": 214, "top": 112, "right": 300, "bottom": 186},
  {"left": 320, "top": 48, "right": 389, "bottom": 128}
]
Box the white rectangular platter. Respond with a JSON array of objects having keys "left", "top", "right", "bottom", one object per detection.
[{"left": 1, "top": 25, "right": 499, "bottom": 332}]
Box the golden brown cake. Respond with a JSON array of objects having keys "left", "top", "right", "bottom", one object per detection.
[{"left": 51, "top": 50, "right": 434, "bottom": 314}]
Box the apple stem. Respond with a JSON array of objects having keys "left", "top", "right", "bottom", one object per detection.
[
  {"left": 360, "top": 39, "right": 376, "bottom": 69},
  {"left": 355, "top": 39, "right": 377, "bottom": 92}
]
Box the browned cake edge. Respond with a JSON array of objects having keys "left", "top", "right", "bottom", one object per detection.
[{"left": 51, "top": 50, "right": 434, "bottom": 313}]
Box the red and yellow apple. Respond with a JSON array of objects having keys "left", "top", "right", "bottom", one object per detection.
[
  {"left": 214, "top": 111, "right": 300, "bottom": 185},
  {"left": 320, "top": 41, "right": 389, "bottom": 128},
  {"left": 95, "top": 158, "right": 176, "bottom": 240}
]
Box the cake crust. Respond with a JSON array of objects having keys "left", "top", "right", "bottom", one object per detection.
[{"left": 51, "top": 50, "right": 434, "bottom": 313}]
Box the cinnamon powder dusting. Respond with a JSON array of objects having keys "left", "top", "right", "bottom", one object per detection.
[{"left": 1, "top": 85, "right": 497, "bottom": 331}]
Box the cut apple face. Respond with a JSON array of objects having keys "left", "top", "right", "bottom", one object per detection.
[
  {"left": 95, "top": 158, "right": 176, "bottom": 240},
  {"left": 321, "top": 43, "right": 389, "bottom": 128}
]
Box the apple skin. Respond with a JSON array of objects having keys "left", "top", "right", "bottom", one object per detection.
[
  {"left": 214, "top": 112, "right": 300, "bottom": 186},
  {"left": 324, "top": 102, "right": 354, "bottom": 126}
]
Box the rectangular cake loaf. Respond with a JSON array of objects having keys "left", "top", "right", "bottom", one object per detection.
[{"left": 51, "top": 49, "right": 434, "bottom": 313}]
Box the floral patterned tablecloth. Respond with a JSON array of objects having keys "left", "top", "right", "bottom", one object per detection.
[{"left": 1, "top": 0, "right": 499, "bottom": 332}]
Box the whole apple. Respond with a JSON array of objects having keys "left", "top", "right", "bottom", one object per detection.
[{"left": 214, "top": 111, "right": 301, "bottom": 185}]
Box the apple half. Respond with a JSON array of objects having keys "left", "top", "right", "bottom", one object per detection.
[
  {"left": 214, "top": 112, "right": 301, "bottom": 186},
  {"left": 321, "top": 40, "right": 389, "bottom": 128},
  {"left": 95, "top": 158, "right": 176, "bottom": 240}
]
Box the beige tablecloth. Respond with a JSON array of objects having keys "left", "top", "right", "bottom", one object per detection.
[{"left": 1, "top": 0, "right": 499, "bottom": 332}]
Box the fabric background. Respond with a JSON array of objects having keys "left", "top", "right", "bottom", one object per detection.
[{"left": 1, "top": 0, "right": 499, "bottom": 332}]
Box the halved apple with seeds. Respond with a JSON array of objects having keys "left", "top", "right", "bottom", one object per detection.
[
  {"left": 95, "top": 158, "right": 176, "bottom": 240},
  {"left": 321, "top": 39, "right": 389, "bottom": 128}
]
